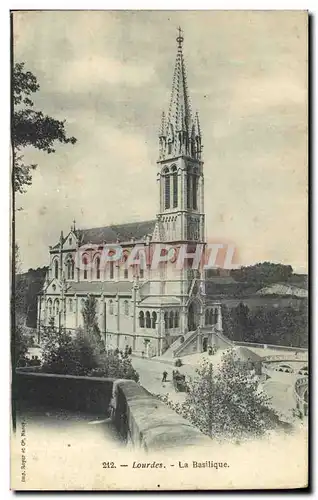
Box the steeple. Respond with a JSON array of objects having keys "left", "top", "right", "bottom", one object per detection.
[{"left": 159, "top": 28, "right": 202, "bottom": 161}]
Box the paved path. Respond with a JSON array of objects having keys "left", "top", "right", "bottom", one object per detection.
[
  {"left": 132, "top": 353, "right": 303, "bottom": 422},
  {"left": 131, "top": 357, "right": 195, "bottom": 403}
]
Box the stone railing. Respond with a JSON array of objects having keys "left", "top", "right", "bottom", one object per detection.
[
  {"left": 233, "top": 341, "right": 308, "bottom": 353},
  {"left": 14, "top": 371, "right": 211, "bottom": 451},
  {"left": 113, "top": 379, "right": 210, "bottom": 451},
  {"left": 263, "top": 354, "right": 308, "bottom": 363},
  {"left": 173, "top": 329, "right": 198, "bottom": 357}
]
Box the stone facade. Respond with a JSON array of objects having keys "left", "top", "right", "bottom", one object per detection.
[{"left": 37, "top": 31, "right": 222, "bottom": 357}]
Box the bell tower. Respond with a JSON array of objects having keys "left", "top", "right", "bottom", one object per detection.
[{"left": 156, "top": 28, "right": 205, "bottom": 244}]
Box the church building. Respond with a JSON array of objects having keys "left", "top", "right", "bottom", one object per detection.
[{"left": 37, "top": 30, "right": 227, "bottom": 358}]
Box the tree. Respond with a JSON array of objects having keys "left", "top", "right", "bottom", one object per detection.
[
  {"left": 15, "top": 265, "right": 48, "bottom": 327},
  {"left": 220, "top": 304, "right": 235, "bottom": 340},
  {"left": 233, "top": 302, "right": 252, "bottom": 341},
  {"left": 231, "top": 262, "right": 293, "bottom": 286},
  {"left": 91, "top": 351, "right": 140, "bottom": 382},
  {"left": 82, "top": 295, "right": 99, "bottom": 334},
  {"left": 40, "top": 326, "right": 139, "bottom": 382},
  {"left": 12, "top": 244, "right": 33, "bottom": 368},
  {"left": 41, "top": 325, "right": 85, "bottom": 375},
  {"left": 12, "top": 62, "right": 77, "bottom": 193},
  {"left": 81, "top": 295, "right": 104, "bottom": 350},
  {"left": 14, "top": 323, "right": 32, "bottom": 368},
  {"left": 158, "top": 350, "right": 279, "bottom": 442},
  {"left": 247, "top": 304, "right": 308, "bottom": 348}
]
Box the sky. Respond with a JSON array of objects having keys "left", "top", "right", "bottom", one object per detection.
[{"left": 13, "top": 10, "right": 308, "bottom": 272}]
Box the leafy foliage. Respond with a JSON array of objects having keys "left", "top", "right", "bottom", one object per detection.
[
  {"left": 13, "top": 244, "right": 37, "bottom": 367},
  {"left": 91, "top": 351, "right": 140, "bottom": 382},
  {"left": 231, "top": 262, "right": 293, "bottom": 286},
  {"left": 158, "top": 350, "right": 279, "bottom": 442},
  {"left": 82, "top": 295, "right": 99, "bottom": 335},
  {"left": 222, "top": 302, "right": 308, "bottom": 348},
  {"left": 14, "top": 323, "right": 33, "bottom": 368},
  {"left": 40, "top": 323, "right": 139, "bottom": 381},
  {"left": 12, "top": 62, "right": 77, "bottom": 193},
  {"left": 15, "top": 266, "right": 48, "bottom": 327}
]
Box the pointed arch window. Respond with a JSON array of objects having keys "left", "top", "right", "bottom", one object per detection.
[
  {"left": 139, "top": 311, "right": 145, "bottom": 328},
  {"left": 121, "top": 253, "right": 128, "bottom": 279},
  {"left": 71, "top": 260, "right": 75, "bottom": 279},
  {"left": 172, "top": 166, "right": 178, "bottom": 208},
  {"left": 187, "top": 173, "right": 192, "bottom": 209},
  {"left": 205, "top": 309, "right": 209, "bottom": 325},
  {"left": 54, "top": 259, "right": 59, "bottom": 279},
  {"left": 192, "top": 174, "right": 198, "bottom": 210},
  {"left": 47, "top": 298, "right": 52, "bottom": 318},
  {"left": 152, "top": 312, "right": 157, "bottom": 329},
  {"left": 95, "top": 256, "right": 101, "bottom": 280},
  {"left": 164, "top": 169, "right": 171, "bottom": 210},
  {"left": 145, "top": 311, "right": 151, "bottom": 328},
  {"left": 110, "top": 261, "right": 114, "bottom": 280},
  {"left": 139, "top": 252, "right": 145, "bottom": 279},
  {"left": 164, "top": 312, "right": 168, "bottom": 330},
  {"left": 214, "top": 309, "right": 218, "bottom": 325},
  {"left": 124, "top": 300, "right": 129, "bottom": 316},
  {"left": 69, "top": 298, "right": 73, "bottom": 312},
  {"left": 174, "top": 311, "right": 179, "bottom": 328},
  {"left": 67, "top": 258, "right": 75, "bottom": 280},
  {"left": 109, "top": 300, "right": 114, "bottom": 315},
  {"left": 82, "top": 256, "right": 88, "bottom": 280},
  {"left": 208, "top": 309, "right": 214, "bottom": 325},
  {"left": 54, "top": 298, "right": 60, "bottom": 316},
  {"left": 169, "top": 311, "right": 174, "bottom": 329}
]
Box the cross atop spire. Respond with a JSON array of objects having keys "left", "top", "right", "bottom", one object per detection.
[
  {"left": 176, "top": 26, "right": 184, "bottom": 50},
  {"left": 158, "top": 29, "right": 202, "bottom": 161}
]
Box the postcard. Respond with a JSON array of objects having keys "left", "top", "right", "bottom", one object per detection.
[{"left": 11, "top": 10, "right": 308, "bottom": 490}]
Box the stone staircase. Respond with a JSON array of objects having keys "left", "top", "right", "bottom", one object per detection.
[
  {"left": 201, "top": 326, "right": 234, "bottom": 349},
  {"left": 160, "top": 326, "right": 235, "bottom": 359},
  {"left": 173, "top": 329, "right": 199, "bottom": 357},
  {"left": 160, "top": 329, "right": 197, "bottom": 359}
]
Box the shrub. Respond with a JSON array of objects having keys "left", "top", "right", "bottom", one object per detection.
[
  {"left": 160, "top": 349, "right": 279, "bottom": 442},
  {"left": 40, "top": 326, "right": 139, "bottom": 382}
]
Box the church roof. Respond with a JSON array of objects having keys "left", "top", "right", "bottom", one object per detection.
[
  {"left": 139, "top": 296, "right": 181, "bottom": 306},
  {"left": 66, "top": 281, "right": 133, "bottom": 296},
  {"left": 76, "top": 220, "right": 156, "bottom": 245}
]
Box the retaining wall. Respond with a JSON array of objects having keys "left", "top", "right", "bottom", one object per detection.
[{"left": 14, "top": 371, "right": 211, "bottom": 451}]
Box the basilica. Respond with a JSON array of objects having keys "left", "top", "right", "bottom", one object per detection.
[{"left": 37, "top": 30, "right": 227, "bottom": 358}]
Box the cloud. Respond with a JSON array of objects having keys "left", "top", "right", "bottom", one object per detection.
[
  {"left": 56, "top": 55, "right": 155, "bottom": 92},
  {"left": 13, "top": 11, "right": 307, "bottom": 272},
  {"left": 229, "top": 73, "right": 307, "bottom": 118}
]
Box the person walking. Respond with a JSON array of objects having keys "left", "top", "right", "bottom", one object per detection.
[{"left": 162, "top": 370, "right": 168, "bottom": 382}]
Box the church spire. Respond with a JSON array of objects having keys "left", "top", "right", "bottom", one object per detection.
[{"left": 159, "top": 28, "right": 202, "bottom": 161}]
